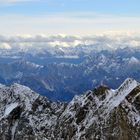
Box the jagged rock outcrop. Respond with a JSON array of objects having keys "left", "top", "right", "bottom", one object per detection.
[{"left": 0, "top": 78, "right": 140, "bottom": 140}]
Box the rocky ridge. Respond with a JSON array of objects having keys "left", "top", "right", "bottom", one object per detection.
[{"left": 0, "top": 78, "right": 140, "bottom": 140}]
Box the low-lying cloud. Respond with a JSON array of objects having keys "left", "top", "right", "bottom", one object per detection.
[{"left": 0, "top": 34, "right": 140, "bottom": 50}]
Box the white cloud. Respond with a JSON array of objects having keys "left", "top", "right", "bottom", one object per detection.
[
  {"left": 0, "top": 43, "right": 12, "bottom": 49},
  {"left": 0, "top": 0, "right": 37, "bottom": 5},
  {"left": 0, "top": 0, "right": 26, "bottom": 2}
]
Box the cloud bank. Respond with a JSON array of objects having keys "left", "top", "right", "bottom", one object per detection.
[{"left": 0, "top": 34, "right": 140, "bottom": 50}]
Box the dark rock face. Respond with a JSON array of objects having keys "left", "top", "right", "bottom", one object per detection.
[{"left": 0, "top": 78, "right": 140, "bottom": 140}]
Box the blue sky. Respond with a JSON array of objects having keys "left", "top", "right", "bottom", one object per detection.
[{"left": 0, "top": 0, "right": 140, "bottom": 36}]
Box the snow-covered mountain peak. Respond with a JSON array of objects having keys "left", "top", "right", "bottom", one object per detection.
[
  {"left": 0, "top": 83, "right": 40, "bottom": 117},
  {"left": 116, "top": 78, "right": 138, "bottom": 93},
  {"left": 10, "top": 83, "right": 39, "bottom": 102},
  {"left": 129, "top": 56, "right": 139, "bottom": 64}
]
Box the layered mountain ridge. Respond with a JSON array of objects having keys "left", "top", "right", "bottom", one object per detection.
[
  {"left": 0, "top": 47, "right": 140, "bottom": 101},
  {"left": 0, "top": 78, "right": 140, "bottom": 140}
]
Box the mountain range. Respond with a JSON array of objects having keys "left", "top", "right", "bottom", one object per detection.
[
  {"left": 0, "top": 47, "right": 140, "bottom": 101},
  {"left": 0, "top": 78, "right": 140, "bottom": 139}
]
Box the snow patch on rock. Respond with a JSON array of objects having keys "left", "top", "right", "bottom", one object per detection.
[{"left": 4, "top": 103, "right": 19, "bottom": 116}]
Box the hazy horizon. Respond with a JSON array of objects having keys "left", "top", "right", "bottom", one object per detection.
[{"left": 0, "top": 0, "right": 139, "bottom": 35}]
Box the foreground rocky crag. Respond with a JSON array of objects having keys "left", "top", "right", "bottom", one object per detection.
[{"left": 0, "top": 78, "right": 140, "bottom": 140}]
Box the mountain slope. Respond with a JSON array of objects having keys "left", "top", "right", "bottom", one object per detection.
[{"left": 0, "top": 78, "right": 140, "bottom": 139}]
